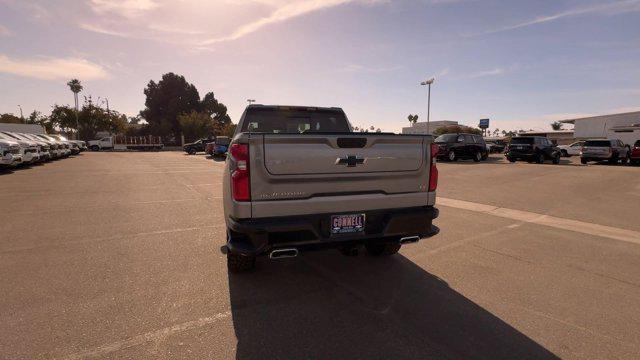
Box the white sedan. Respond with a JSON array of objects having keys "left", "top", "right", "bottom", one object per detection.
[{"left": 557, "top": 141, "right": 584, "bottom": 157}]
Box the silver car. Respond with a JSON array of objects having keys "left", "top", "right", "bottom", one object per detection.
[{"left": 580, "top": 139, "right": 631, "bottom": 165}]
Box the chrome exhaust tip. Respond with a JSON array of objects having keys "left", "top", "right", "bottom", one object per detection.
[
  {"left": 269, "top": 248, "right": 299, "bottom": 259},
  {"left": 399, "top": 236, "right": 420, "bottom": 245}
]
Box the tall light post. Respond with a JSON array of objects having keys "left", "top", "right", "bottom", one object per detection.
[
  {"left": 420, "top": 78, "right": 435, "bottom": 133},
  {"left": 17, "top": 105, "right": 23, "bottom": 122},
  {"left": 102, "top": 98, "right": 110, "bottom": 116},
  {"left": 247, "top": 99, "right": 256, "bottom": 105}
]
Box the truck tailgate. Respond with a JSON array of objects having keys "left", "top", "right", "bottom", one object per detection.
[
  {"left": 249, "top": 134, "right": 433, "bottom": 213},
  {"left": 263, "top": 135, "right": 424, "bottom": 174}
]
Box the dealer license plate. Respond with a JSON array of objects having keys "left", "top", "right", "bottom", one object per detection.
[{"left": 331, "top": 214, "right": 365, "bottom": 234}]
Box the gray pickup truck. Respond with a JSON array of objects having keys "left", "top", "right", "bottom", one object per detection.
[{"left": 222, "top": 105, "right": 439, "bottom": 272}]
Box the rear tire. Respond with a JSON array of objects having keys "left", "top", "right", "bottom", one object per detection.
[
  {"left": 447, "top": 150, "right": 457, "bottom": 162},
  {"left": 536, "top": 153, "right": 544, "bottom": 164},
  {"left": 188, "top": 148, "right": 197, "bottom": 155},
  {"left": 581, "top": 158, "right": 588, "bottom": 164},
  {"left": 365, "top": 242, "right": 401, "bottom": 256},
  {"left": 90, "top": 145, "right": 99, "bottom": 151},
  {"left": 621, "top": 156, "right": 629, "bottom": 165},
  {"left": 507, "top": 157, "right": 516, "bottom": 163},
  {"left": 227, "top": 253, "right": 256, "bottom": 273},
  {"left": 473, "top": 151, "right": 482, "bottom": 162},
  {"left": 552, "top": 153, "right": 560, "bottom": 164},
  {"left": 561, "top": 150, "right": 568, "bottom": 157}
]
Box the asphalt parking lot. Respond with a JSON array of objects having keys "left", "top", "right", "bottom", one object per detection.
[{"left": 2, "top": 152, "right": 640, "bottom": 359}]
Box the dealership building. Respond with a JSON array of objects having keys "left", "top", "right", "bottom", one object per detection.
[
  {"left": 560, "top": 111, "right": 640, "bottom": 144},
  {"left": 402, "top": 120, "right": 458, "bottom": 135}
]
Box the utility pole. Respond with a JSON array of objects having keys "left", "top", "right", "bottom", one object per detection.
[{"left": 420, "top": 78, "right": 435, "bottom": 133}]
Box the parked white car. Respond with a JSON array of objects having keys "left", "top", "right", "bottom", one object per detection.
[
  {"left": 22, "top": 133, "right": 61, "bottom": 159},
  {"left": 49, "top": 134, "right": 84, "bottom": 154},
  {"left": 557, "top": 141, "right": 585, "bottom": 157},
  {"left": 13, "top": 133, "right": 51, "bottom": 161},
  {"left": 36, "top": 134, "right": 70, "bottom": 157},
  {"left": 0, "top": 132, "right": 39, "bottom": 164},
  {"left": 0, "top": 138, "right": 22, "bottom": 168}
]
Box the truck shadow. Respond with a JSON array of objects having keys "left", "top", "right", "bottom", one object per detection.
[{"left": 228, "top": 252, "right": 558, "bottom": 359}]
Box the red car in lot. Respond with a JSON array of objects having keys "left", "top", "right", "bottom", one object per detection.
[
  {"left": 205, "top": 141, "right": 215, "bottom": 155},
  {"left": 631, "top": 140, "right": 640, "bottom": 165}
]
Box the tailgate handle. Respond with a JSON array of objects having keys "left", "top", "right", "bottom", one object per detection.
[{"left": 337, "top": 138, "right": 367, "bottom": 148}]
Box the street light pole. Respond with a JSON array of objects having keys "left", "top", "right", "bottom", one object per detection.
[{"left": 420, "top": 78, "right": 435, "bottom": 133}]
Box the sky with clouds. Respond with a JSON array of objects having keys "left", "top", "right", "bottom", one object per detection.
[{"left": 0, "top": 0, "right": 639, "bottom": 132}]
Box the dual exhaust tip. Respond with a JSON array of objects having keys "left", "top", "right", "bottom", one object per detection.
[
  {"left": 264, "top": 236, "right": 421, "bottom": 260},
  {"left": 399, "top": 236, "right": 420, "bottom": 244},
  {"left": 269, "top": 248, "right": 299, "bottom": 259}
]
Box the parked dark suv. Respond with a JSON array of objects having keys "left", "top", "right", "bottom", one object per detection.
[
  {"left": 183, "top": 139, "right": 209, "bottom": 155},
  {"left": 434, "top": 133, "right": 488, "bottom": 162},
  {"left": 506, "top": 136, "right": 561, "bottom": 164}
]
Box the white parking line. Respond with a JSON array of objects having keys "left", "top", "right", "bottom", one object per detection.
[
  {"left": 438, "top": 197, "right": 640, "bottom": 245},
  {"left": 63, "top": 311, "right": 231, "bottom": 359}
]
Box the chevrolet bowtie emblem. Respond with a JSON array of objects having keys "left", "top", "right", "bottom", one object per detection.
[{"left": 336, "top": 155, "right": 365, "bottom": 167}]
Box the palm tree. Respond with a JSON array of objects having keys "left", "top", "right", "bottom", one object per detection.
[
  {"left": 67, "top": 79, "right": 83, "bottom": 138},
  {"left": 550, "top": 121, "right": 563, "bottom": 130}
]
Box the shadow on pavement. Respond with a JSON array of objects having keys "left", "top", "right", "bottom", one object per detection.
[{"left": 228, "top": 252, "right": 558, "bottom": 359}]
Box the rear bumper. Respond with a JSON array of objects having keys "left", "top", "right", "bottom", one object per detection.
[
  {"left": 505, "top": 151, "right": 535, "bottom": 159},
  {"left": 225, "top": 206, "right": 439, "bottom": 256},
  {"left": 581, "top": 154, "right": 612, "bottom": 161}
]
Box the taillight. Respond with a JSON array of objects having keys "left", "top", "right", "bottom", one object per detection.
[
  {"left": 230, "top": 143, "right": 250, "bottom": 201},
  {"left": 429, "top": 143, "right": 438, "bottom": 192}
]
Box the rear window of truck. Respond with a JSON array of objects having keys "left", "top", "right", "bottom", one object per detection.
[
  {"left": 241, "top": 108, "right": 350, "bottom": 134},
  {"left": 584, "top": 140, "right": 611, "bottom": 147}
]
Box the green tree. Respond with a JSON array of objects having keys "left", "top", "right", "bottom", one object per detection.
[
  {"left": 551, "top": 121, "right": 563, "bottom": 130},
  {"left": 26, "top": 110, "right": 55, "bottom": 133},
  {"left": 0, "top": 113, "right": 23, "bottom": 124},
  {"left": 220, "top": 123, "right": 237, "bottom": 137},
  {"left": 201, "top": 92, "right": 231, "bottom": 125},
  {"left": 433, "top": 125, "right": 483, "bottom": 136},
  {"left": 49, "top": 97, "right": 127, "bottom": 140},
  {"left": 140, "top": 73, "right": 230, "bottom": 139},
  {"left": 49, "top": 105, "right": 77, "bottom": 134},
  {"left": 178, "top": 111, "right": 217, "bottom": 142}
]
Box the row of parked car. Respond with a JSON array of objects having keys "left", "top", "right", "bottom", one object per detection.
[
  {"left": 183, "top": 136, "right": 230, "bottom": 157},
  {"left": 434, "top": 133, "right": 640, "bottom": 165},
  {"left": 505, "top": 136, "right": 640, "bottom": 165},
  {"left": 0, "top": 131, "right": 87, "bottom": 169}
]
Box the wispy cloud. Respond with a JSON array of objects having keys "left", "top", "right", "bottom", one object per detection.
[
  {"left": 0, "top": 24, "right": 11, "bottom": 37},
  {"left": 88, "top": 0, "right": 159, "bottom": 18},
  {"left": 76, "top": 0, "right": 384, "bottom": 48},
  {"left": 0, "top": 54, "right": 109, "bottom": 80},
  {"left": 467, "top": 68, "right": 505, "bottom": 79},
  {"left": 78, "top": 22, "right": 132, "bottom": 38},
  {"left": 0, "top": 0, "right": 50, "bottom": 21},
  {"left": 471, "top": 0, "right": 640, "bottom": 36},
  {"left": 341, "top": 64, "right": 402, "bottom": 73},
  {"left": 199, "top": 0, "right": 383, "bottom": 45}
]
